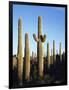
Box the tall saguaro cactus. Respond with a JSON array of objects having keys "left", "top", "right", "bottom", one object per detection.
[
  {"left": 25, "top": 33, "right": 30, "bottom": 80},
  {"left": 17, "top": 17, "right": 23, "bottom": 85},
  {"left": 47, "top": 43, "right": 50, "bottom": 68},
  {"left": 53, "top": 40, "right": 56, "bottom": 63},
  {"left": 33, "top": 16, "right": 46, "bottom": 79},
  {"left": 59, "top": 42, "right": 62, "bottom": 61}
]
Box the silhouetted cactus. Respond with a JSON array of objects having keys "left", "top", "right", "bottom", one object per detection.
[
  {"left": 53, "top": 40, "right": 56, "bottom": 63},
  {"left": 33, "top": 16, "right": 46, "bottom": 79},
  {"left": 25, "top": 33, "right": 30, "bottom": 80},
  {"left": 17, "top": 17, "right": 23, "bottom": 85},
  {"left": 59, "top": 42, "right": 62, "bottom": 61},
  {"left": 47, "top": 43, "right": 50, "bottom": 68}
]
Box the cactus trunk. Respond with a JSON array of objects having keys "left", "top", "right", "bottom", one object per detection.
[
  {"left": 37, "top": 16, "right": 43, "bottom": 78},
  {"left": 33, "top": 16, "right": 46, "bottom": 79},
  {"left": 25, "top": 33, "right": 30, "bottom": 80},
  {"left": 17, "top": 17, "right": 23, "bottom": 84},
  {"left": 38, "top": 40, "right": 44, "bottom": 78}
]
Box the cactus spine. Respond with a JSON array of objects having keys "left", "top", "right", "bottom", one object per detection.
[
  {"left": 59, "top": 42, "right": 62, "bottom": 61},
  {"left": 25, "top": 33, "right": 30, "bottom": 80},
  {"left": 17, "top": 17, "right": 23, "bottom": 84},
  {"left": 53, "top": 40, "right": 56, "bottom": 63},
  {"left": 33, "top": 16, "right": 46, "bottom": 79},
  {"left": 47, "top": 43, "right": 50, "bottom": 68}
]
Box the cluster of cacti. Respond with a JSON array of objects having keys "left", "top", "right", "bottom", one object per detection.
[
  {"left": 47, "top": 42, "right": 50, "bottom": 68},
  {"left": 16, "top": 16, "right": 64, "bottom": 85},
  {"left": 53, "top": 40, "right": 56, "bottom": 63},
  {"left": 33, "top": 16, "right": 46, "bottom": 79},
  {"left": 25, "top": 33, "right": 30, "bottom": 80},
  {"left": 17, "top": 17, "right": 23, "bottom": 84},
  {"left": 47, "top": 41, "right": 63, "bottom": 68},
  {"left": 59, "top": 42, "right": 62, "bottom": 61}
]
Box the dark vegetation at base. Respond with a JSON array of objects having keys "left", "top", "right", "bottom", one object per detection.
[{"left": 10, "top": 53, "right": 66, "bottom": 88}]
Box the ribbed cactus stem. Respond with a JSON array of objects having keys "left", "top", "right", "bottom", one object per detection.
[
  {"left": 17, "top": 17, "right": 23, "bottom": 84},
  {"left": 47, "top": 43, "right": 50, "bottom": 68},
  {"left": 38, "top": 16, "right": 42, "bottom": 38},
  {"left": 38, "top": 40, "right": 44, "bottom": 78},
  {"left": 53, "top": 40, "right": 56, "bottom": 63},
  {"left": 33, "top": 16, "right": 46, "bottom": 79},
  {"left": 59, "top": 42, "right": 62, "bottom": 61},
  {"left": 25, "top": 33, "right": 30, "bottom": 80}
]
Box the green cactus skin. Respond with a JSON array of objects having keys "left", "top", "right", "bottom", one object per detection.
[
  {"left": 33, "top": 16, "right": 46, "bottom": 79},
  {"left": 59, "top": 42, "right": 62, "bottom": 61},
  {"left": 53, "top": 40, "right": 56, "bottom": 63},
  {"left": 47, "top": 43, "right": 50, "bottom": 68},
  {"left": 38, "top": 40, "right": 44, "bottom": 79},
  {"left": 38, "top": 16, "right": 42, "bottom": 38},
  {"left": 25, "top": 33, "right": 30, "bottom": 81},
  {"left": 17, "top": 17, "right": 23, "bottom": 84}
]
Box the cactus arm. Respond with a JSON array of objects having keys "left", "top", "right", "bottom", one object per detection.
[
  {"left": 40, "top": 34, "right": 46, "bottom": 42},
  {"left": 33, "top": 33, "right": 39, "bottom": 42}
]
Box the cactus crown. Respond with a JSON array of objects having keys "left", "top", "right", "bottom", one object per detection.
[{"left": 33, "top": 16, "right": 46, "bottom": 43}]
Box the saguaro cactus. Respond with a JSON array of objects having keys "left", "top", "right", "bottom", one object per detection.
[
  {"left": 59, "top": 42, "right": 62, "bottom": 61},
  {"left": 32, "top": 51, "right": 34, "bottom": 61},
  {"left": 17, "top": 17, "right": 23, "bottom": 85},
  {"left": 33, "top": 16, "right": 46, "bottom": 79},
  {"left": 53, "top": 40, "right": 56, "bottom": 63},
  {"left": 25, "top": 33, "right": 30, "bottom": 80},
  {"left": 51, "top": 49, "right": 53, "bottom": 65},
  {"left": 47, "top": 43, "right": 50, "bottom": 68}
]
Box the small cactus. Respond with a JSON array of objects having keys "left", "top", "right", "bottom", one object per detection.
[
  {"left": 51, "top": 49, "right": 53, "bottom": 65},
  {"left": 59, "top": 42, "right": 62, "bottom": 61},
  {"left": 47, "top": 42, "right": 50, "bottom": 68},
  {"left": 53, "top": 40, "right": 56, "bottom": 63},
  {"left": 25, "top": 33, "right": 30, "bottom": 80}
]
